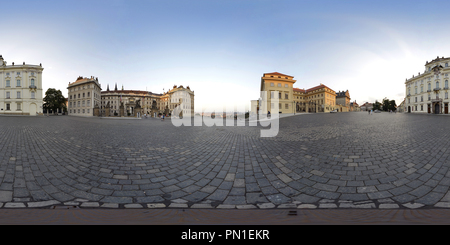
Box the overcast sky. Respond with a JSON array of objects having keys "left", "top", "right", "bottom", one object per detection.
[{"left": 2, "top": 0, "right": 450, "bottom": 111}]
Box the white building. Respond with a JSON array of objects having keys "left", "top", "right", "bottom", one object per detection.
[
  {"left": 0, "top": 55, "right": 44, "bottom": 116},
  {"left": 405, "top": 56, "right": 450, "bottom": 114},
  {"left": 67, "top": 76, "right": 102, "bottom": 117}
]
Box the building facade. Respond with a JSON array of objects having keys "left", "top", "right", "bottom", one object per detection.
[
  {"left": 405, "top": 56, "right": 450, "bottom": 114},
  {"left": 67, "top": 76, "right": 102, "bottom": 117},
  {"left": 100, "top": 84, "right": 194, "bottom": 117},
  {"left": 0, "top": 55, "right": 44, "bottom": 116},
  {"left": 260, "top": 72, "right": 297, "bottom": 114},
  {"left": 259, "top": 72, "right": 339, "bottom": 114}
]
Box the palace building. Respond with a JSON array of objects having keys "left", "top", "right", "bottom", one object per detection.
[
  {"left": 405, "top": 56, "right": 450, "bottom": 114},
  {"left": 67, "top": 76, "right": 102, "bottom": 117},
  {"left": 100, "top": 84, "right": 194, "bottom": 117},
  {"left": 68, "top": 76, "right": 194, "bottom": 117},
  {"left": 0, "top": 55, "right": 44, "bottom": 116},
  {"left": 259, "top": 72, "right": 339, "bottom": 113}
]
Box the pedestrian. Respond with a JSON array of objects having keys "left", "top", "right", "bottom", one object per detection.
[{"left": 368, "top": 110, "right": 370, "bottom": 115}]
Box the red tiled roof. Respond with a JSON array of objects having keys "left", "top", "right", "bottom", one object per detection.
[
  {"left": 293, "top": 88, "right": 306, "bottom": 93},
  {"left": 305, "top": 84, "right": 335, "bottom": 93}
]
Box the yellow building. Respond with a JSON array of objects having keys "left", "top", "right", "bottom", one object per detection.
[
  {"left": 295, "top": 84, "right": 337, "bottom": 113},
  {"left": 259, "top": 72, "right": 338, "bottom": 113},
  {"left": 260, "top": 72, "right": 297, "bottom": 114}
]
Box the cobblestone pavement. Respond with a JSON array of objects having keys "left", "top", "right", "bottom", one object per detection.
[{"left": 1, "top": 112, "right": 450, "bottom": 210}]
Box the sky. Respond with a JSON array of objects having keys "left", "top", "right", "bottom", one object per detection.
[{"left": 2, "top": 0, "right": 450, "bottom": 111}]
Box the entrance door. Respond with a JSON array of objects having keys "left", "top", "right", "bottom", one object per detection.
[
  {"left": 408, "top": 106, "right": 411, "bottom": 113},
  {"left": 29, "top": 103, "right": 37, "bottom": 116},
  {"left": 428, "top": 104, "right": 431, "bottom": 114},
  {"left": 435, "top": 104, "right": 440, "bottom": 114},
  {"left": 445, "top": 104, "right": 448, "bottom": 114}
]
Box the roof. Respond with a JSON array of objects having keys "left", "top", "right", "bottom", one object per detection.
[
  {"left": 305, "top": 84, "right": 335, "bottom": 93},
  {"left": 293, "top": 88, "right": 306, "bottom": 93},
  {"left": 68, "top": 76, "right": 99, "bottom": 87},
  {"left": 263, "top": 72, "right": 293, "bottom": 77}
]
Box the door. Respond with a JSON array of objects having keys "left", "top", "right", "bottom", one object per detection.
[
  {"left": 29, "top": 103, "right": 37, "bottom": 116},
  {"left": 428, "top": 105, "right": 431, "bottom": 114},
  {"left": 408, "top": 106, "right": 411, "bottom": 113},
  {"left": 445, "top": 104, "right": 448, "bottom": 114},
  {"left": 435, "top": 104, "right": 440, "bottom": 114}
]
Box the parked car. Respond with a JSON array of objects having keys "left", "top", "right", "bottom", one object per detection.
[{"left": 330, "top": 109, "right": 338, "bottom": 113}]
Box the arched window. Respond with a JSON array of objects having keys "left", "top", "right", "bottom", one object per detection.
[
  {"left": 436, "top": 81, "right": 440, "bottom": 89},
  {"left": 428, "top": 83, "right": 431, "bottom": 90}
]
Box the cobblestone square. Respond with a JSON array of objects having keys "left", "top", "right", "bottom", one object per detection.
[{"left": 1, "top": 112, "right": 450, "bottom": 209}]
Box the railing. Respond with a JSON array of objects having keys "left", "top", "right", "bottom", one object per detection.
[{"left": 434, "top": 88, "right": 441, "bottom": 91}]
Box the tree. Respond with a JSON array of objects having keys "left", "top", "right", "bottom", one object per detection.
[
  {"left": 389, "top": 100, "right": 397, "bottom": 111},
  {"left": 373, "top": 100, "right": 382, "bottom": 110},
  {"left": 43, "top": 88, "right": 66, "bottom": 115},
  {"left": 382, "top": 99, "right": 390, "bottom": 112}
]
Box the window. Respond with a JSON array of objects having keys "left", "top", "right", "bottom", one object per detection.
[
  {"left": 31, "top": 72, "right": 35, "bottom": 76},
  {"left": 87, "top": 92, "right": 90, "bottom": 97},
  {"left": 278, "top": 83, "right": 281, "bottom": 87},
  {"left": 87, "top": 109, "right": 90, "bottom": 114},
  {"left": 31, "top": 79, "right": 35, "bottom": 86},
  {"left": 285, "top": 93, "right": 288, "bottom": 99},
  {"left": 70, "top": 95, "right": 72, "bottom": 100},
  {"left": 428, "top": 83, "right": 431, "bottom": 90},
  {"left": 83, "top": 93, "right": 85, "bottom": 98},
  {"left": 6, "top": 80, "right": 10, "bottom": 87},
  {"left": 16, "top": 80, "right": 20, "bottom": 87},
  {"left": 446, "top": 80, "right": 449, "bottom": 88},
  {"left": 278, "top": 92, "right": 281, "bottom": 99},
  {"left": 16, "top": 103, "right": 21, "bottom": 111},
  {"left": 6, "top": 92, "right": 10, "bottom": 99},
  {"left": 78, "top": 94, "right": 80, "bottom": 98},
  {"left": 436, "top": 81, "right": 439, "bottom": 88},
  {"left": 31, "top": 92, "right": 35, "bottom": 99},
  {"left": 415, "top": 88, "right": 417, "bottom": 94},
  {"left": 271, "top": 91, "right": 275, "bottom": 99},
  {"left": 270, "top": 83, "right": 274, "bottom": 87},
  {"left": 6, "top": 72, "right": 9, "bottom": 76},
  {"left": 284, "top": 84, "right": 288, "bottom": 88},
  {"left": 421, "top": 86, "right": 423, "bottom": 93},
  {"left": 421, "top": 96, "right": 423, "bottom": 102},
  {"left": 17, "top": 91, "right": 20, "bottom": 99},
  {"left": 87, "top": 100, "right": 91, "bottom": 106},
  {"left": 16, "top": 72, "right": 20, "bottom": 75},
  {"left": 446, "top": 92, "right": 449, "bottom": 99},
  {"left": 6, "top": 104, "right": 10, "bottom": 110},
  {"left": 446, "top": 63, "right": 448, "bottom": 67},
  {"left": 279, "top": 103, "right": 281, "bottom": 109},
  {"left": 421, "top": 105, "right": 423, "bottom": 111},
  {"left": 285, "top": 103, "right": 289, "bottom": 109}
]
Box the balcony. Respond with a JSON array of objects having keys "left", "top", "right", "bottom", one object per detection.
[{"left": 434, "top": 88, "right": 441, "bottom": 91}]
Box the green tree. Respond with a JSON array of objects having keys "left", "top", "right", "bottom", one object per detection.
[
  {"left": 43, "top": 88, "right": 66, "bottom": 115},
  {"left": 373, "top": 100, "right": 381, "bottom": 110},
  {"left": 382, "top": 99, "right": 390, "bottom": 112},
  {"left": 389, "top": 100, "right": 397, "bottom": 111}
]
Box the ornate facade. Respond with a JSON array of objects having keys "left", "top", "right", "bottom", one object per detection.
[
  {"left": 0, "top": 55, "right": 44, "bottom": 116},
  {"left": 100, "top": 84, "right": 194, "bottom": 117},
  {"left": 405, "top": 56, "right": 450, "bottom": 114}
]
